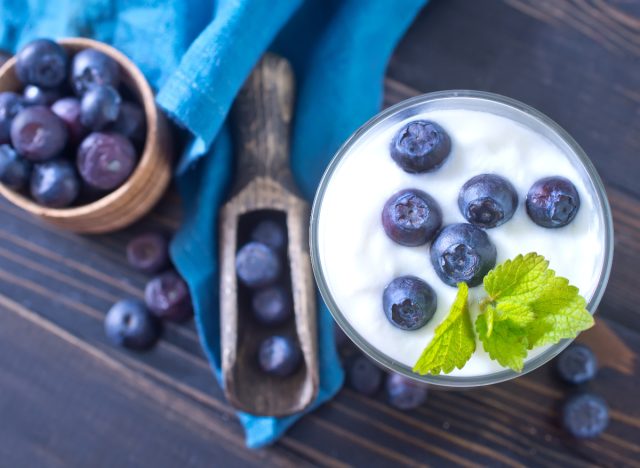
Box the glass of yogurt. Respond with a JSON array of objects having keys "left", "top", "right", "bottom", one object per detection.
[{"left": 310, "top": 90, "right": 614, "bottom": 387}]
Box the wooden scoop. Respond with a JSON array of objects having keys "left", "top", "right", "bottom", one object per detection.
[{"left": 219, "top": 53, "right": 319, "bottom": 417}]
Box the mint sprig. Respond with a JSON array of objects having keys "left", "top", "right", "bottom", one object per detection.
[
  {"left": 413, "top": 283, "right": 475, "bottom": 375},
  {"left": 413, "top": 252, "right": 594, "bottom": 375}
]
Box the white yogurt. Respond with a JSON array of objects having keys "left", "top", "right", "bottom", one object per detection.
[{"left": 317, "top": 107, "right": 605, "bottom": 377}]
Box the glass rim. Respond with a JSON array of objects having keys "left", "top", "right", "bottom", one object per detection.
[{"left": 310, "top": 90, "right": 614, "bottom": 388}]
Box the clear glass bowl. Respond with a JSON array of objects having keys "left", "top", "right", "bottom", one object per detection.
[{"left": 310, "top": 90, "right": 614, "bottom": 388}]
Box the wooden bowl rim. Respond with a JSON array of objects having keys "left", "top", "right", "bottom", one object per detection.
[{"left": 0, "top": 37, "right": 161, "bottom": 220}]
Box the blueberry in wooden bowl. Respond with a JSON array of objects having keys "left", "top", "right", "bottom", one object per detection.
[{"left": 0, "top": 37, "right": 172, "bottom": 234}]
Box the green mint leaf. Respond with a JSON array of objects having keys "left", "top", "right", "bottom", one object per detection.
[
  {"left": 413, "top": 283, "right": 476, "bottom": 375},
  {"left": 476, "top": 312, "right": 528, "bottom": 372},
  {"left": 477, "top": 252, "right": 594, "bottom": 372}
]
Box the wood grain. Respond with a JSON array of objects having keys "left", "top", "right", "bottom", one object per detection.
[{"left": 0, "top": 1, "right": 638, "bottom": 466}]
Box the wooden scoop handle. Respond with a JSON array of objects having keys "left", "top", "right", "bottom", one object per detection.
[{"left": 231, "top": 53, "right": 295, "bottom": 192}]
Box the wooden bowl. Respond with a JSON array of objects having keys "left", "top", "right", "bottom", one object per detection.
[{"left": 0, "top": 38, "right": 173, "bottom": 234}]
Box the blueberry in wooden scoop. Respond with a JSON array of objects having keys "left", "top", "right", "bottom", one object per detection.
[
  {"left": 430, "top": 223, "right": 496, "bottom": 287},
  {"left": 382, "top": 276, "right": 436, "bottom": 330},
  {"left": 382, "top": 188, "right": 442, "bottom": 246},
  {"left": 252, "top": 285, "right": 292, "bottom": 325},
  {"left": 390, "top": 120, "right": 451, "bottom": 173},
  {"left": 258, "top": 335, "right": 302, "bottom": 377},
  {"left": 235, "top": 241, "right": 281, "bottom": 288}
]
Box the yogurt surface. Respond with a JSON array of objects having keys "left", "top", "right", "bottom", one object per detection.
[{"left": 317, "top": 106, "right": 605, "bottom": 377}]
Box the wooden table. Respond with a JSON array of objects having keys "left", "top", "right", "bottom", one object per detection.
[{"left": 1, "top": 1, "right": 638, "bottom": 466}]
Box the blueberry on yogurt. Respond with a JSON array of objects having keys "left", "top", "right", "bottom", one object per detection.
[
  {"left": 382, "top": 188, "right": 442, "bottom": 247},
  {"left": 430, "top": 223, "right": 497, "bottom": 287},
  {"left": 526, "top": 176, "right": 580, "bottom": 228},
  {"left": 390, "top": 120, "right": 451, "bottom": 173},
  {"left": 458, "top": 174, "right": 518, "bottom": 228},
  {"left": 382, "top": 276, "right": 436, "bottom": 330}
]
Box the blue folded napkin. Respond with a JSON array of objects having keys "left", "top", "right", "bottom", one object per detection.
[{"left": 0, "top": 0, "right": 426, "bottom": 448}]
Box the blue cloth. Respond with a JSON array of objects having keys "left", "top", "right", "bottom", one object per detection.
[{"left": 0, "top": 0, "right": 426, "bottom": 448}]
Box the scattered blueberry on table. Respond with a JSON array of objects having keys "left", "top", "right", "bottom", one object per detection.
[
  {"left": 383, "top": 275, "right": 436, "bottom": 330},
  {"left": 562, "top": 392, "right": 609, "bottom": 438},
  {"left": 258, "top": 335, "right": 302, "bottom": 377},
  {"left": 126, "top": 231, "right": 170, "bottom": 274},
  {"left": 526, "top": 176, "right": 580, "bottom": 228},
  {"left": 556, "top": 343, "right": 598, "bottom": 385},
  {"left": 386, "top": 372, "right": 428, "bottom": 410},
  {"left": 458, "top": 174, "right": 518, "bottom": 229},
  {"left": 347, "top": 355, "right": 383, "bottom": 395},
  {"left": 145, "top": 270, "right": 193, "bottom": 322},
  {"left": 382, "top": 188, "right": 442, "bottom": 247},
  {"left": 430, "top": 223, "right": 497, "bottom": 287},
  {"left": 104, "top": 299, "right": 161, "bottom": 351},
  {"left": 0, "top": 37, "right": 146, "bottom": 209},
  {"left": 390, "top": 120, "right": 451, "bottom": 173}
]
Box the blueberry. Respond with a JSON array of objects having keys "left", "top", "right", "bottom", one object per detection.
[
  {"left": 51, "top": 97, "right": 86, "bottom": 144},
  {"left": 71, "top": 48, "right": 120, "bottom": 95},
  {"left": 383, "top": 276, "right": 436, "bottom": 330},
  {"left": 386, "top": 373, "right": 428, "bottom": 410},
  {"left": 80, "top": 85, "right": 121, "bottom": 130},
  {"left": 252, "top": 285, "right": 292, "bottom": 325},
  {"left": 23, "top": 85, "right": 61, "bottom": 106},
  {"left": 0, "top": 92, "right": 26, "bottom": 144},
  {"left": 556, "top": 344, "right": 597, "bottom": 385},
  {"left": 30, "top": 159, "right": 80, "bottom": 208},
  {"left": 0, "top": 144, "right": 31, "bottom": 190},
  {"left": 111, "top": 101, "right": 146, "bottom": 146},
  {"left": 430, "top": 223, "right": 497, "bottom": 287},
  {"left": 251, "top": 219, "right": 286, "bottom": 251},
  {"left": 562, "top": 393, "right": 609, "bottom": 438},
  {"left": 235, "top": 241, "right": 281, "bottom": 288},
  {"left": 458, "top": 174, "right": 518, "bottom": 228},
  {"left": 526, "top": 177, "right": 580, "bottom": 228},
  {"left": 390, "top": 120, "right": 451, "bottom": 173},
  {"left": 258, "top": 335, "right": 302, "bottom": 377},
  {"left": 144, "top": 271, "right": 193, "bottom": 322},
  {"left": 15, "top": 39, "right": 68, "bottom": 88},
  {"left": 77, "top": 132, "right": 137, "bottom": 191},
  {"left": 10, "top": 106, "right": 68, "bottom": 161},
  {"left": 104, "top": 299, "right": 161, "bottom": 350},
  {"left": 348, "top": 355, "right": 383, "bottom": 395},
  {"left": 382, "top": 188, "right": 442, "bottom": 246},
  {"left": 126, "top": 232, "right": 170, "bottom": 274}
]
